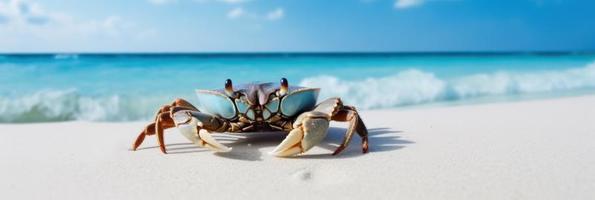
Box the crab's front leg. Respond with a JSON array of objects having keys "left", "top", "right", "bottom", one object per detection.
[
  {"left": 172, "top": 110, "right": 232, "bottom": 152},
  {"left": 132, "top": 98, "right": 198, "bottom": 153},
  {"left": 131, "top": 98, "right": 231, "bottom": 154},
  {"left": 270, "top": 111, "right": 331, "bottom": 157}
]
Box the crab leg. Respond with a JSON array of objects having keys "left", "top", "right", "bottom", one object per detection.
[
  {"left": 155, "top": 112, "right": 176, "bottom": 153},
  {"left": 131, "top": 98, "right": 198, "bottom": 152},
  {"left": 330, "top": 106, "right": 369, "bottom": 155},
  {"left": 132, "top": 123, "right": 155, "bottom": 151}
]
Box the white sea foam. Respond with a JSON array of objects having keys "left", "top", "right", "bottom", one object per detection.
[
  {"left": 2, "top": 63, "right": 595, "bottom": 122},
  {"left": 0, "top": 90, "right": 155, "bottom": 122},
  {"left": 300, "top": 70, "right": 446, "bottom": 109},
  {"left": 300, "top": 62, "right": 595, "bottom": 109}
]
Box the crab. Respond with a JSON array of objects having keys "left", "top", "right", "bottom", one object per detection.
[{"left": 131, "top": 78, "right": 369, "bottom": 157}]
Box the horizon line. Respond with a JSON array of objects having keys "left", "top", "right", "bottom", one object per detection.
[{"left": 1, "top": 51, "right": 595, "bottom": 55}]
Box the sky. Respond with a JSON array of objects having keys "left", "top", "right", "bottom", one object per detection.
[{"left": 0, "top": 0, "right": 594, "bottom": 52}]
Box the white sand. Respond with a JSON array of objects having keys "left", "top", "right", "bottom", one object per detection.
[{"left": 1, "top": 95, "right": 595, "bottom": 199}]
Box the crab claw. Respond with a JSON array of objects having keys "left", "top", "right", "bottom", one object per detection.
[
  {"left": 175, "top": 112, "right": 232, "bottom": 153},
  {"left": 270, "top": 111, "right": 330, "bottom": 157},
  {"left": 198, "top": 129, "right": 232, "bottom": 152},
  {"left": 269, "top": 128, "right": 304, "bottom": 157}
]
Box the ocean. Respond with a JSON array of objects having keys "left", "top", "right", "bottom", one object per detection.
[{"left": 1, "top": 53, "right": 595, "bottom": 123}]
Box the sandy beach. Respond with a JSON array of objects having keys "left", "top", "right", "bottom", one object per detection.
[{"left": 1, "top": 95, "right": 594, "bottom": 199}]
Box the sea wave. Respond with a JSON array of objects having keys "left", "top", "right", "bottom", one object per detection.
[
  {"left": 300, "top": 62, "right": 595, "bottom": 109},
  {"left": 1, "top": 62, "right": 595, "bottom": 122},
  {"left": 0, "top": 90, "right": 156, "bottom": 123}
]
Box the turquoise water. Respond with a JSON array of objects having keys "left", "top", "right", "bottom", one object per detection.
[{"left": 1, "top": 53, "right": 595, "bottom": 122}]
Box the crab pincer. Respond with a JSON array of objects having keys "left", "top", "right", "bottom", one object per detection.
[{"left": 173, "top": 111, "right": 232, "bottom": 152}]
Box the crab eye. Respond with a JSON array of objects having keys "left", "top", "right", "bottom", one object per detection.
[
  {"left": 225, "top": 79, "right": 234, "bottom": 96},
  {"left": 279, "top": 78, "right": 288, "bottom": 96}
]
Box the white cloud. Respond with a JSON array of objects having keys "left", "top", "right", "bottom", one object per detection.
[
  {"left": 226, "top": 7, "right": 284, "bottom": 21},
  {"left": 153, "top": 0, "right": 283, "bottom": 24},
  {"left": 394, "top": 0, "right": 424, "bottom": 9},
  {"left": 217, "top": 0, "right": 249, "bottom": 4},
  {"left": 266, "top": 8, "right": 284, "bottom": 21},
  {"left": 0, "top": 0, "right": 155, "bottom": 51},
  {"left": 0, "top": 0, "right": 130, "bottom": 36},
  {"left": 0, "top": 0, "right": 52, "bottom": 26},
  {"left": 192, "top": 0, "right": 249, "bottom": 4},
  {"left": 227, "top": 7, "right": 244, "bottom": 19},
  {"left": 148, "top": 0, "right": 177, "bottom": 5}
]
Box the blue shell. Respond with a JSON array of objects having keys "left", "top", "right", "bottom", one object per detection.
[
  {"left": 235, "top": 98, "right": 251, "bottom": 114},
  {"left": 195, "top": 90, "right": 237, "bottom": 119},
  {"left": 265, "top": 97, "right": 280, "bottom": 113},
  {"left": 262, "top": 109, "right": 272, "bottom": 120},
  {"left": 246, "top": 109, "right": 255, "bottom": 120},
  {"left": 280, "top": 88, "right": 320, "bottom": 117}
]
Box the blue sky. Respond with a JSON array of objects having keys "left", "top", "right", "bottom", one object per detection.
[{"left": 0, "top": 0, "right": 594, "bottom": 52}]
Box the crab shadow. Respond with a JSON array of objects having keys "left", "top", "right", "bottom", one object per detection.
[
  {"left": 212, "top": 126, "right": 412, "bottom": 161},
  {"left": 296, "top": 127, "right": 412, "bottom": 159},
  {"left": 133, "top": 127, "right": 412, "bottom": 161},
  {"left": 134, "top": 142, "right": 209, "bottom": 154}
]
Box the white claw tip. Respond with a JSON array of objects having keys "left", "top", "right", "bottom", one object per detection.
[
  {"left": 218, "top": 147, "right": 233, "bottom": 153},
  {"left": 269, "top": 146, "right": 302, "bottom": 157},
  {"left": 198, "top": 129, "right": 232, "bottom": 153},
  {"left": 268, "top": 150, "right": 280, "bottom": 156}
]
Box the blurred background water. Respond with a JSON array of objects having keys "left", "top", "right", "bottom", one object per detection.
[{"left": 1, "top": 53, "right": 595, "bottom": 122}]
